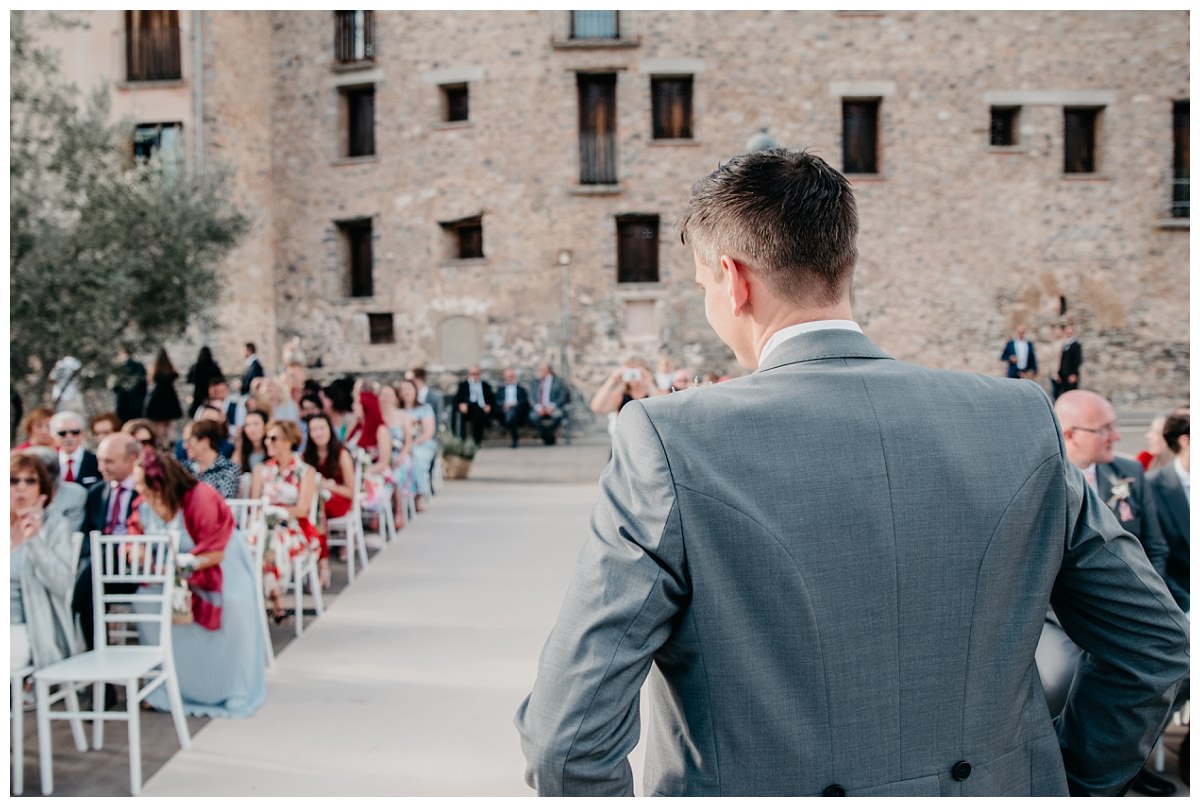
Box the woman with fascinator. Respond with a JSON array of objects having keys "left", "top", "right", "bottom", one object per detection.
[{"left": 133, "top": 446, "right": 265, "bottom": 717}]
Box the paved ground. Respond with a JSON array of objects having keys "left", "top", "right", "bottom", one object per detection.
[{"left": 14, "top": 414, "right": 1189, "bottom": 796}]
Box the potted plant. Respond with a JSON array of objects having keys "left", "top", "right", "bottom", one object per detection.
[{"left": 438, "top": 431, "right": 478, "bottom": 479}]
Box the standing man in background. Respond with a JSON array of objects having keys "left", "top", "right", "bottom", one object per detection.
[{"left": 999, "top": 325, "right": 1037, "bottom": 379}]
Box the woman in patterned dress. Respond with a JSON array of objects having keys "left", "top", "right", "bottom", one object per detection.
[{"left": 249, "top": 419, "right": 320, "bottom": 621}]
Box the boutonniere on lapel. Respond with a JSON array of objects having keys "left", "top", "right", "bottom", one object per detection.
[{"left": 1106, "top": 475, "right": 1136, "bottom": 522}]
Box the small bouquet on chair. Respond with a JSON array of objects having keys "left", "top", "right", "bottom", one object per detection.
[{"left": 172, "top": 553, "right": 197, "bottom": 625}]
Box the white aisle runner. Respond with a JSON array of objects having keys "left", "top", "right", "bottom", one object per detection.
[{"left": 143, "top": 478, "right": 648, "bottom": 796}]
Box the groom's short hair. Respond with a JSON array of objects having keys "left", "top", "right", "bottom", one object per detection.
[{"left": 680, "top": 148, "right": 858, "bottom": 306}]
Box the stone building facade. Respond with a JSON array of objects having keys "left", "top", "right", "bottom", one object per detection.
[{"left": 32, "top": 10, "right": 1190, "bottom": 407}]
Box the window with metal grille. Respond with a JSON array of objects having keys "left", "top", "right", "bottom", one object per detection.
[
  {"left": 334, "top": 11, "right": 374, "bottom": 63},
  {"left": 367, "top": 313, "right": 395, "bottom": 344},
  {"left": 442, "top": 84, "right": 469, "bottom": 123},
  {"left": 125, "top": 11, "right": 181, "bottom": 82},
  {"left": 579, "top": 73, "right": 617, "bottom": 184},
  {"left": 571, "top": 11, "right": 618, "bottom": 39},
  {"left": 843, "top": 99, "right": 879, "bottom": 174},
  {"left": 337, "top": 219, "right": 373, "bottom": 298},
  {"left": 1173, "top": 100, "right": 1189, "bottom": 218},
  {"left": 616, "top": 215, "right": 659, "bottom": 284},
  {"left": 651, "top": 76, "right": 693, "bottom": 140},
  {"left": 1064, "top": 107, "right": 1101, "bottom": 173},
  {"left": 441, "top": 216, "right": 484, "bottom": 260},
  {"left": 342, "top": 85, "right": 375, "bottom": 157},
  {"left": 990, "top": 106, "right": 1019, "bottom": 146}
]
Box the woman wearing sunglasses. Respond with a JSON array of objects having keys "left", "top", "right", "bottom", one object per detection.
[
  {"left": 249, "top": 419, "right": 321, "bottom": 620},
  {"left": 10, "top": 451, "right": 80, "bottom": 674}
]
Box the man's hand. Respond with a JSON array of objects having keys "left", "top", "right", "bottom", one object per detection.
[{"left": 458, "top": 402, "right": 468, "bottom": 414}]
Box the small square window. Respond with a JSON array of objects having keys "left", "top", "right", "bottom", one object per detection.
[
  {"left": 571, "top": 11, "right": 618, "bottom": 39},
  {"left": 651, "top": 76, "right": 693, "bottom": 140},
  {"left": 842, "top": 99, "right": 880, "bottom": 174},
  {"left": 990, "top": 106, "right": 1019, "bottom": 146},
  {"left": 367, "top": 313, "right": 395, "bottom": 344},
  {"left": 1064, "top": 107, "right": 1102, "bottom": 174},
  {"left": 616, "top": 215, "right": 659, "bottom": 284},
  {"left": 442, "top": 83, "right": 469, "bottom": 123},
  {"left": 1172, "top": 100, "right": 1188, "bottom": 218},
  {"left": 440, "top": 216, "right": 484, "bottom": 260}
]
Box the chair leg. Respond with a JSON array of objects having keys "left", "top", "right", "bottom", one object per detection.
[
  {"left": 260, "top": 605, "right": 276, "bottom": 670},
  {"left": 63, "top": 684, "right": 87, "bottom": 752},
  {"left": 294, "top": 564, "right": 304, "bottom": 638},
  {"left": 35, "top": 679, "right": 52, "bottom": 795},
  {"left": 347, "top": 526, "right": 356, "bottom": 583},
  {"left": 310, "top": 560, "right": 325, "bottom": 616},
  {"left": 164, "top": 671, "right": 191, "bottom": 751},
  {"left": 13, "top": 673, "right": 24, "bottom": 795},
  {"left": 127, "top": 680, "right": 141, "bottom": 796},
  {"left": 356, "top": 520, "right": 369, "bottom": 569},
  {"left": 92, "top": 682, "right": 104, "bottom": 750}
]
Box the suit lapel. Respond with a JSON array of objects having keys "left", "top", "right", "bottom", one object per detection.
[{"left": 1097, "top": 463, "right": 1114, "bottom": 506}]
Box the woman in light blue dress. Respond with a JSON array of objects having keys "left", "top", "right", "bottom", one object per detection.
[
  {"left": 134, "top": 447, "right": 266, "bottom": 718},
  {"left": 398, "top": 378, "right": 438, "bottom": 511}
]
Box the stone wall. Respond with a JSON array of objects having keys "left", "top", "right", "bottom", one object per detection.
[{"left": 30, "top": 11, "right": 1190, "bottom": 409}]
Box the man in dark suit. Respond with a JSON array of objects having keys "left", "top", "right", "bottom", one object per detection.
[
  {"left": 453, "top": 366, "right": 494, "bottom": 444},
  {"left": 50, "top": 410, "right": 100, "bottom": 487},
  {"left": 496, "top": 367, "right": 531, "bottom": 448},
  {"left": 1051, "top": 321, "right": 1082, "bottom": 400},
  {"left": 516, "top": 149, "right": 1187, "bottom": 797},
  {"left": 999, "top": 325, "right": 1037, "bottom": 379},
  {"left": 1148, "top": 408, "right": 1189, "bottom": 612},
  {"left": 1041, "top": 389, "right": 1176, "bottom": 796},
  {"left": 241, "top": 341, "right": 264, "bottom": 396},
  {"left": 75, "top": 433, "right": 142, "bottom": 654},
  {"left": 530, "top": 362, "right": 569, "bottom": 445},
  {"left": 111, "top": 346, "right": 147, "bottom": 423}
]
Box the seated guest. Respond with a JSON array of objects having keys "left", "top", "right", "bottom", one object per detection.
[
  {"left": 16, "top": 406, "right": 55, "bottom": 450},
  {"left": 398, "top": 379, "right": 437, "bottom": 512},
  {"left": 346, "top": 387, "right": 397, "bottom": 522},
  {"left": 184, "top": 419, "right": 241, "bottom": 500},
  {"left": 233, "top": 410, "right": 269, "bottom": 478},
  {"left": 530, "top": 363, "right": 569, "bottom": 445},
  {"left": 264, "top": 376, "right": 300, "bottom": 425},
  {"left": 121, "top": 418, "right": 159, "bottom": 448},
  {"left": 132, "top": 447, "right": 266, "bottom": 717},
  {"left": 51, "top": 410, "right": 101, "bottom": 487},
  {"left": 11, "top": 451, "right": 82, "bottom": 672},
  {"left": 302, "top": 412, "right": 355, "bottom": 586},
  {"left": 176, "top": 405, "right": 235, "bottom": 461},
  {"left": 26, "top": 447, "right": 87, "bottom": 532},
  {"left": 1148, "top": 408, "right": 1190, "bottom": 612},
  {"left": 89, "top": 412, "right": 121, "bottom": 449},
  {"left": 496, "top": 368, "right": 530, "bottom": 449},
  {"left": 250, "top": 419, "right": 320, "bottom": 621},
  {"left": 323, "top": 378, "right": 357, "bottom": 442},
  {"left": 379, "top": 383, "right": 415, "bottom": 524},
  {"left": 196, "top": 376, "right": 239, "bottom": 434}
]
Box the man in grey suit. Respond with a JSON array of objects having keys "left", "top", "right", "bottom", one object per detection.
[
  {"left": 26, "top": 446, "right": 86, "bottom": 532},
  {"left": 514, "top": 149, "right": 1188, "bottom": 797}
]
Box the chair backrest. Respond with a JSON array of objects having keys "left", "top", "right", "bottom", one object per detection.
[
  {"left": 308, "top": 470, "right": 319, "bottom": 523},
  {"left": 89, "top": 530, "right": 177, "bottom": 652},
  {"left": 227, "top": 497, "right": 268, "bottom": 532},
  {"left": 66, "top": 531, "right": 86, "bottom": 654},
  {"left": 349, "top": 456, "right": 365, "bottom": 519}
]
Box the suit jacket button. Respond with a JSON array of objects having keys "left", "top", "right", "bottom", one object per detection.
[
  {"left": 952, "top": 761, "right": 972, "bottom": 781},
  {"left": 823, "top": 784, "right": 846, "bottom": 796}
]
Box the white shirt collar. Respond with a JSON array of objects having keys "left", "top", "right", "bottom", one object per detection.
[
  {"left": 1174, "top": 458, "right": 1190, "bottom": 502},
  {"left": 59, "top": 446, "right": 84, "bottom": 467},
  {"left": 758, "top": 320, "right": 864, "bottom": 367}
]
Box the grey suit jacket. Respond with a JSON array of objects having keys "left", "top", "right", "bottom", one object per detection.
[
  {"left": 515, "top": 329, "right": 1188, "bottom": 797},
  {"left": 1147, "top": 464, "right": 1189, "bottom": 611},
  {"left": 48, "top": 480, "right": 87, "bottom": 534}
]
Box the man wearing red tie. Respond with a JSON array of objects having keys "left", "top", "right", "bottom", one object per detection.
[
  {"left": 73, "top": 433, "right": 143, "bottom": 656},
  {"left": 51, "top": 410, "right": 100, "bottom": 486}
]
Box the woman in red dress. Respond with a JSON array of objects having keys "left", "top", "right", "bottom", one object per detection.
[{"left": 302, "top": 412, "right": 355, "bottom": 584}]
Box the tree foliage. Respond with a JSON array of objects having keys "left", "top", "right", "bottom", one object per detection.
[{"left": 10, "top": 11, "right": 249, "bottom": 406}]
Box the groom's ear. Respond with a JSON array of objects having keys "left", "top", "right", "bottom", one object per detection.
[{"left": 720, "top": 255, "right": 752, "bottom": 317}]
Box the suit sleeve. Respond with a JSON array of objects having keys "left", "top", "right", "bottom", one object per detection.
[
  {"left": 514, "top": 400, "right": 688, "bottom": 796},
  {"left": 1051, "top": 461, "right": 1189, "bottom": 796}
]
